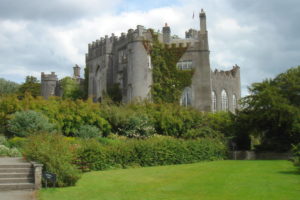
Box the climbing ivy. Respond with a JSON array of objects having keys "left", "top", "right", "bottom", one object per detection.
[{"left": 147, "top": 30, "right": 194, "bottom": 103}]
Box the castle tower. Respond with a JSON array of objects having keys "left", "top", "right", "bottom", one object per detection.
[
  {"left": 162, "top": 23, "right": 171, "bottom": 43},
  {"left": 191, "top": 9, "right": 212, "bottom": 111},
  {"left": 73, "top": 64, "right": 81, "bottom": 79},
  {"left": 200, "top": 9, "right": 207, "bottom": 34},
  {"left": 41, "top": 72, "right": 58, "bottom": 99}
]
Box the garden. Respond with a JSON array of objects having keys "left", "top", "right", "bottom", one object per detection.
[{"left": 0, "top": 66, "right": 299, "bottom": 199}]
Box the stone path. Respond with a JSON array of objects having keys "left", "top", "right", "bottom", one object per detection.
[{"left": 0, "top": 190, "right": 36, "bottom": 200}]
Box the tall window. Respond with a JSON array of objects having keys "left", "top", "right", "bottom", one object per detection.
[
  {"left": 221, "top": 89, "right": 228, "bottom": 111},
  {"left": 212, "top": 91, "right": 217, "bottom": 112},
  {"left": 232, "top": 94, "right": 237, "bottom": 110},
  {"left": 180, "top": 87, "right": 192, "bottom": 107},
  {"left": 147, "top": 55, "right": 152, "bottom": 69}
]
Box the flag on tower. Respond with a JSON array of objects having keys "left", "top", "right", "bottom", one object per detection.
[{"left": 192, "top": 12, "right": 195, "bottom": 19}]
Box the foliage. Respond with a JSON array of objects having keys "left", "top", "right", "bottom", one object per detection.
[
  {"left": 0, "top": 136, "right": 22, "bottom": 157},
  {"left": 75, "top": 125, "right": 102, "bottom": 139},
  {"left": 101, "top": 102, "right": 231, "bottom": 139},
  {"left": 148, "top": 30, "right": 194, "bottom": 103},
  {"left": 75, "top": 136, "right": 227, "bottom": 171},
  {"left": 236, "top": 66, "right": 300, "bottom": 151},
  {"left": 7, "top": 110, "right": 55, "bottom": 137},
  {"left": 0, "top": 135, "right": 9, "bottom": 147},
  {"left": 8, "top": 137, "right": 27, "bottom": 148},
  {"left": 106, "top": 83, "right": 122, "bottom": 103},
  {"left": 0, "top": 94, "right": 234, "bottom": 139},
  {"left": 60, "top": 77, "right": 83, "bottom": 100},
  {"left": 292, "top": 143, "right": 300, "bottom": 169},
  {"left": 40, "top": 161, "right": 300, "bottom": 200},
  {"left": 83, "top": 67, "right": 89, "bottom": 100},
  {"left": 0, "top": 78, "right": 19, "bottom": 95},
  {"left": 100, "top": 104, "right": 156, "bottom": 138},
  {"left": 18, "top": 76, "right": 41, "bottom": 97},
  {"left": 0, "top": 95, "right": 111, "bottom": 136},
  {"left": 23, "top": 133, "right": 81, "bottom": 187}
]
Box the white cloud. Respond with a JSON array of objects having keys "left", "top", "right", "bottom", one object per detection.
[{"left": 0, "top": 0, "right": 299, "bottom": 97}]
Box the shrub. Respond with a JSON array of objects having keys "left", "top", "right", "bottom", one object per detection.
[
  {"left": 8, "top": 137, "right": 27, "bottom": 148},
  {"left": 0, "top": 95, "right": 111, "bottom": 137},
  {"left": 8, "top": 110, "right": 54, "bottom": 137},
  {"left": 75, "top": 136, "right": 227, "bottom": 171},
  {"left": 75, "top": 139, "right": 109, "bottom": 171},
  {"left": 22, "top": 133, "right": 81, "bottom": 187},
  {"left": 292, "top": 143, "right": 300, "bottom": 169},
  {"left": 0, "top": 135, "right": 9, "bottom": 146},
  {"left": 101, "top": 105, "right": 155, "bottom": 138},
  {"left": 0, "top": 145, "right": 10, "bottom": 156},
  {"left": 0, "top": 145, "right": 21, "bottom": 157},
  {"left": 75, "top": 125, "right": 102, "bottom": 139},
  {"left": 182, "top": 127, "right": 224, "bottom": 140}
]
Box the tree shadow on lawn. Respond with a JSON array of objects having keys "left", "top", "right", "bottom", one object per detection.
[{"left": 278, "top": 170, "right": 300, "bottom": 175}]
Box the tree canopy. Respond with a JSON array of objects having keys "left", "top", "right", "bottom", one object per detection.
[
  {"left": 18, "top": 76, "right": 41, "bottom": 97},
  {"left": 0, "top": 78, "right": 19, "bottom": 95},
  {"left": 236, "top": 66, "right": 300, "bottom": 151}
]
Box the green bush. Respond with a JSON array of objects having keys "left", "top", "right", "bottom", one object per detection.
[
  {"left": 101, "top": 105, "right": 155, "bottom": 138},
  {"left": 75, "top": 125, "right": 102, "bottom": 139},
  {"left": 0, "top": 95, "right": 111, "bottom": 137},
  {"left": 0, "top": 145, "right": 10, "bottom": 156},
  {"left": 22, "top": 133, "right": 81, "bottom": 187},
  {"left": 75, "top": 136, "right": 227, "bottom": 171},
  {"left": 182, "top": 127, "right": 224, "bottom": 140},
  {"left": 0, "top": 145, "right": 21, "bottom": 157},
  {"left": 0, "top": 135, "right": 9, "bottom": 146},
  {"left": 8, "top": 110, "right": 54, "bottom": 137},
  {"left": 8, "top": 137, "right": 27, "bottom": 148},
  {"left": 292, "top": 143, "right": 300, "bottom": 169}
]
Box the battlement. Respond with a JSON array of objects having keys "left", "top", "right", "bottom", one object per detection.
[
  {"left": 41, "top": 72, "right": 58, "bottom": 81},
  {"left": 212, "top": 65, "right": 240, "bottom": 79},
  {"left": 164, "top": 41, "right": 196, "bottom": 49},
  {"left": 88, "top": 33, "right": 116, "bottom": 50},
  {"left": 86, "top": 25, "right": 154, "bottom": 61}
]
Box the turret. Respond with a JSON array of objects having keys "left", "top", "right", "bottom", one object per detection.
[
  {"left": 73, "top": 64, "right": 81, "bottom": 78},
  {"left": 200, "top": 9, "right": 207, "bottom": 34},
  {"left": 41, "top": 72, "right": 58, "bottom": 99},
  {"left": 162, "top": 23, "right": 171, "bottom": 43}
]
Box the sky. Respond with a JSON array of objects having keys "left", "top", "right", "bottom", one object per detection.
[{"left": 0, "top": 0, "right": 299, "bottom": 96}]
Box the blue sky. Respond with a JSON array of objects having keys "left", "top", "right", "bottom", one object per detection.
[{"left": 0, "top": 0, "right": 299, "bottom": 96}]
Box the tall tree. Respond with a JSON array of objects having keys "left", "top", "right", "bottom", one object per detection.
[
  {"left": 18, "top": 76, "right": 41, "bottom": 97},
  {"left": 60, "top": 77, "right": 83, "bottom": 100},
  {"left": 236, "top": 66, "right": 300, "bottom": 151},
  {"left": 0, "top": 78, "right": 19, "bottom": 95}
]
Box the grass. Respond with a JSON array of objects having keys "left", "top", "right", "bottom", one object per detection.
[{"left": 39, "top": 160, "right": 300, "bottom": 200}]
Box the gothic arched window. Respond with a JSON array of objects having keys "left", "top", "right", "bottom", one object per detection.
[
  {"left": 221, "top": 89, "right": 228, "bottom": 111},
  {"left": 180, "top": 87, "right": 192, "bottom": 107},
  {"left": 232, "top": 94, "right": 237, "bottom": 110},
  {"left": 212, "top": 91, "right": 217, "bottom": 112}
]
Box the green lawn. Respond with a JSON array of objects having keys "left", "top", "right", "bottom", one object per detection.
[{"left": 39, "top": 160, "right": 300, "bottom": 200}]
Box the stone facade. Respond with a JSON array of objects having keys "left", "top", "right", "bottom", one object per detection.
[
  {"left": 85, "top": 9, "right": 241, "bottom": 112},
  {"left": 41, "top": 65, "right": 83, "bottom": 98},
  {"left": 41, "top": 10, "right": 241, "bottom": 112}
]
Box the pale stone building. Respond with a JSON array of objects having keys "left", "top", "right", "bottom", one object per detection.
[{"left": 42, "top": 10, "right": 241, "bottom": 112}]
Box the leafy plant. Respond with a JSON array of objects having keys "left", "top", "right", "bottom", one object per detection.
[
  {"left": 8, "top": 110, "right": 55, "bottom": 137},
  {"left": 148, "top": 30, "right": 194, "bottom": 103},
  {"left": 23, "top": 133, "right": 81, "bottom": 187},
  {"left": 75, "top": 125, "right": 102, "bottom": 139}
]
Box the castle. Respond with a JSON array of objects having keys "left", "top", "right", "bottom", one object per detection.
[{"left": 41, "top": 10, "right": 241, "bottom": 112}]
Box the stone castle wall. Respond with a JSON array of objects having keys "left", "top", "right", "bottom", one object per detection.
[
  {"left": 211, "top": 65, "right": 241, "bottom": 112},
  {"left": 41, "top": 10, "right": 242, "bottom": 113}
]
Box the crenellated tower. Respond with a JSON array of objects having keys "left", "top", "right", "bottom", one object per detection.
[{"left": 41, "top": 72, "right": 58, "bottom": 99}]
